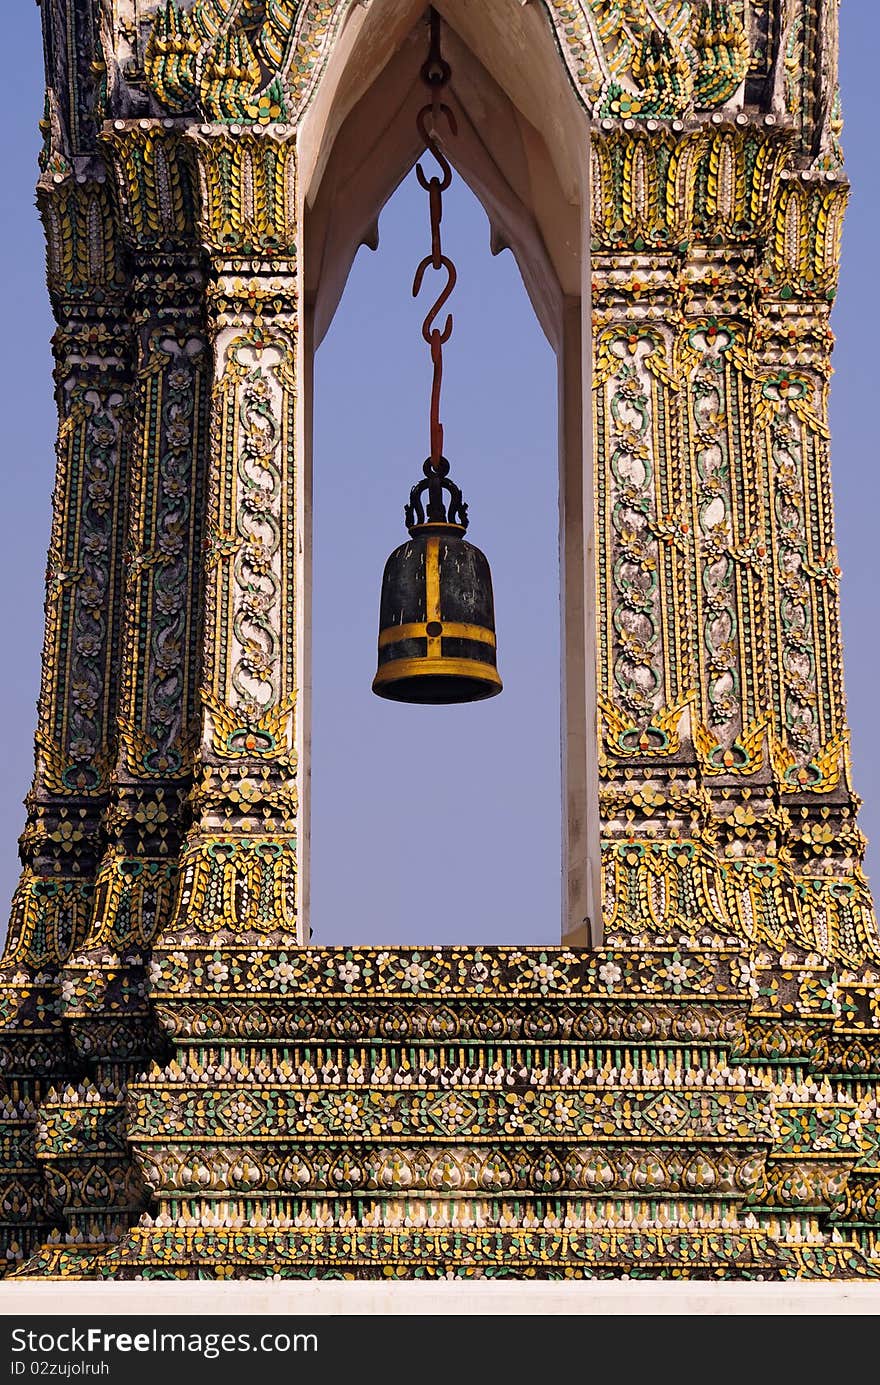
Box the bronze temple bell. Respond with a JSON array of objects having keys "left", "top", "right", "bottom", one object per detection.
[
  {"left": 372, "top": 459, "right": 502, "bottom": 703},
  {"left": 372, "top": 11, "right": 502, "bottom": 707}
]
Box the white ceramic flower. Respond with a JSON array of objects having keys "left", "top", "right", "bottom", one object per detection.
[
  {"left": 654, "top": 1101, "right": 681, "bottom": 1128},
  {"left": 598, "top": 961, "right": 622, "bottom": 987},
  {"left": 271, "top": 960, "right": 296, "bottom": 986},
  {"left": 664, "top": 959, "right": 690, "bottom": 985}
]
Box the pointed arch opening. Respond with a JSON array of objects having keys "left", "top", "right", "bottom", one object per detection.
[{"left": 297, "top": 0, "right": 599, "bottom": 945}]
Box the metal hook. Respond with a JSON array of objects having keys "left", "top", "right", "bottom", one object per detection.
[
  {"left": 412, "top": 253, "right": 456, "bottom": 345},
  {"left": 415, "top": 103, "right": 458, "bottom": 194}
]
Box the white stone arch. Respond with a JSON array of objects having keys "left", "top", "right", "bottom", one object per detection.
[{"left": 295, "top": 0, "right": 600, "bottom": 944}]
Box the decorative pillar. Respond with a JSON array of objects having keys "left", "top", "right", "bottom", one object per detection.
[
  {"left": 0, "top": 169, "right": 132, "bottom": 1265},
  {"left": 95, "top": 127, "right": 305, "bottom": 1265},
  {"left": 159, "top": 124, "right": 302, "bottom": 964},
  {"left": 591, "top": 109, "right": 876, "bottom": 967},
  {"left": 33, "top": 124, "right": 211, "bottom": 1259},
  {"left": 590, "top": 118, "right": 791, "bottom": 949}
]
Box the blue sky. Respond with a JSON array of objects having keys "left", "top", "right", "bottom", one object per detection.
[{"left": 0, "top": 6, "right": 877, "bottom": 947}]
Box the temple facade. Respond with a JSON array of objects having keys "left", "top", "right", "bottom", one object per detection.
[{"left": 1, "top": 0, "right": 879, "bottom": 1280}]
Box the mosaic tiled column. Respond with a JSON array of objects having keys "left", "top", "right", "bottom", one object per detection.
[
  {"left": 55, "top": 127, "right": 308, "bottom": 1273},
  {"left": 750, "top": 161, "right": 880, "bottom": 1269},
  {"left": 31, "top": 125, "right": 213, "bottom": 1261},
  {"left": 751, "top": 168, "right": 874, "bottom": 960},
  {"left": 589, "top": 111, "right": 880, "bottom": 1266},
  {"left": 590, "top": 116, "right": 877, "bottom": 967},
  {"left": 159, "top": 125, "right": 302, "bottom": 961},
  {"left": 0, "top": 172, "right": 131, "bottom": 1267}
]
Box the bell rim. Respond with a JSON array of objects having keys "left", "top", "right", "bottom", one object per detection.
[{"left": 372, "top": 655, "right": 502, "bottom": 701}]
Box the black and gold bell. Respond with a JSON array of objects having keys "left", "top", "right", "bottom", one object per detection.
[{"left": 372, "top": 459, "right": 502, "bottom": 704}]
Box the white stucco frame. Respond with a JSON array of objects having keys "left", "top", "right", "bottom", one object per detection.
[{"left": 296, "top": 0, "right": 601, "bottom": 945}]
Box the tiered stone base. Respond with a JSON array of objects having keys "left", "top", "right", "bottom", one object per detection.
[{"left": 9, "top": 945, "right": 880, "bottom": 1280}]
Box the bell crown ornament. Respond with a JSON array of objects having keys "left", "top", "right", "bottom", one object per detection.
[{"left": 405, "top": 457, "right": 468, "bottom": 534}]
